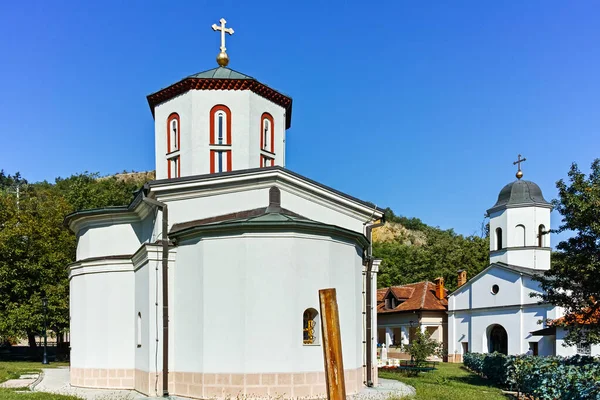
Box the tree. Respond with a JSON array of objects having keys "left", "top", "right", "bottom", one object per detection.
[
  {"left": 0, "top": 171, "right": 149, "bottom": 348},
  {"left": 406, "top": 327, "right": 444, "bottom": 368},
  {"left": 0, "top": 185, "right": 74, "bottom": 347},
  {"left": 535, "top": 159, "right": 600, "bottom": 345}
]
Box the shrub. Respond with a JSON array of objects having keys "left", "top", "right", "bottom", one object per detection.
[{"left": 463, "top": 353, "right": 600, "bottom": 399}]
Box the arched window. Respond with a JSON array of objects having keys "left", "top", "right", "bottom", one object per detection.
[
  {"left": 137, "top": 312, "right": 142, "bottom": 348},
  {"left": 167, "top": 113, "right": 180, "bottom": 153},
  {"left": 210, "top": 105, "right": 231, "bottom": 145},
  {"left": 515, "top": 224, "right": 526, "bottom": 247},
  {"left": 303, "top": 308, "right": 319, "bottom": 345},
  {"left": 260, "top": 113, "right": 275, "bottom": 167},
  {"left": 538, "top": 225, "right": 546, "bottom": 247},
  {"left": 209, "top": 105, "right": 232, "bottom": 173},
  {"left": 261, "top": 113, "right": 274, "bottom": 152},
  {"left": 496, "top": 228, "right": 503, "bottom": 250}
]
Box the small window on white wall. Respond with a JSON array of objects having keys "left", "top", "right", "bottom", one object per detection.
[
  {"left": 538, "top": 225, "right": 546, "bottom": 247},
  {"left": 137, "top": 312, "right": 142, "bottom": 348},
  {"left": 515, "top": 224, "right": 526, "bottom": 247},
  {"left": 167, "top": 113, "right": 180, "bottom": 153},
  {"left": 303, "top": 308, "right": 319, "bottom": 345},
  {"left": 496, "top": 228, "right": 503, "bottom": 250},
  {"left": 168, "top": 156, "right": 179, "bottom": 179}
]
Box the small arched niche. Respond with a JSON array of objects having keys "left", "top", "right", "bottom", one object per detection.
[{"left": 303, "top": 308, "right": 320, "bottom": 345}]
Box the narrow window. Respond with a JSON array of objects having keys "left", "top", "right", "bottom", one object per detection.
[
  {"left": 168, "top": 156, "right": 179, "bottom": 179},
  {"left": 166, "top": 113, "right": 180, "bottom": 153},
  {"left": 515, "top": 224, "right": 526, "bottom": 247},
  {"left": 538, "top": 225, "right": 545, "bottom": 247},
  {"left": 260, "top": 113, "right": 275, "bottom": 162},
  {"left": 218, "top": 151, "right": 223, "bottom": 173},
  {"left": 218, "top": 113, "right": 224, "bottom": 144},
  {"left": 263, "top": 120, "right": 269, "bottom": 149},
  {"left": 496, "top": 228, "right": 503, "bottom": 250},
  {"left": 137, "top": 312, "right": 142, "bottom": 348},
  {"left": 577, "top": 342, "right": 591, "bottom": 355},
  {"left": 209, "top": 105, "right": 231, "bottom": 146},
  {"left": 303, "top": 308, "right": 319, "bottom": 345}
]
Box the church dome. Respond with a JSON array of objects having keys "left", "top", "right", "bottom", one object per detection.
[{"left": 488, "top": 180, "right": 551, "bottom": 213}]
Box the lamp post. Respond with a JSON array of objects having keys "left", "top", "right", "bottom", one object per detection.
[{"left": 42, "top": 297, "right": 49, "bottom": 365}]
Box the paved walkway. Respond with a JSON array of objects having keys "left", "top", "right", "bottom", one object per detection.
[
  {"left": 352, "top": 378, "right": 415, "bottom": 400},
  {"left": 0, "top": 373, "right": 39, "bottom": 389},
  {"left": 33, "top": 368, "right": 415, "bottom": 400}
]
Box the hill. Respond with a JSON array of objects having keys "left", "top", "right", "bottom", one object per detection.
[{"left": 373, "top": 208, "right": 489, "bottom": 292}]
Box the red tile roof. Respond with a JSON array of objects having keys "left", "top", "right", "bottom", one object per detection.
[
  {"left": 378, "top": 281, "right": 448, "bottom": 314},
  {"left": 377, "top": 288, "right": 388, "bottom": 303}
]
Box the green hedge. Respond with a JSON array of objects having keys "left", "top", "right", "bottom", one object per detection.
[{"left": 463, "top": 353, "right": 600, "bottom": 400}]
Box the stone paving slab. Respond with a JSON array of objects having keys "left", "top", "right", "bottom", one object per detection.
[{"left": 0, "top": 378, "right": 37, "bottom": 388}]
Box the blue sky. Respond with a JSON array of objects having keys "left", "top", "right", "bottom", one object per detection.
[{"left": 1, "top": 1, "right": 598, "bottom": 240}]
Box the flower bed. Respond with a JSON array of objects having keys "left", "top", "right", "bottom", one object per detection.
[{"left": 463, "top": 352, "right": 600, "bottom": 400}]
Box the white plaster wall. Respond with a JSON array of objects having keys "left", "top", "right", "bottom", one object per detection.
[
  {"left": 450, "top": 285, "right": 472, "bottom": 311},
  {"left": 448, "top": 312, "right": 471, "bottom": 356},
  {"left": 154, "top": 92, "right": 193, "bottom": 180},
  {"left": 488, "top": 207, "right": 551, "bottom": 269},
  {"left": 134, "top": 259, "right": 151, "bottom": 373},
  {"left": 152, "top": 184, "right": 369, "bottom": 241},
  {"left": 69, "top": 264, "right": 135, "bottom": 369},
  {"left": 76, "top": 222, "right": 142, "bottom": 260},
  {"left": 154, "top": 89, "right": 286, "bottom": 180},
  {"left": 171, "top": 232, "right": 364, "bottom": 374},
  {"left": 470, "top": 268, "right": 523, "bottom": 309}
]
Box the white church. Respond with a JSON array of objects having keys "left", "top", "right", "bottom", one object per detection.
[
  {"left": 447, "top": 160, "right": 600, "bottom": 361},
  {"left": 65, "top": 20, "right": 383, "bottom": 399}
]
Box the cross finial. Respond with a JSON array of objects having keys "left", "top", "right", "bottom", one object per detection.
[
  {"left": 212, "top": 18, "right": 234, "bottom": 67},
  {"left": 513, "top": 154, "right": 527, "bottom": 180}
]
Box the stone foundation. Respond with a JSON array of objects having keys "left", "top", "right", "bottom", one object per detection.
[
  {"left": 70, "top": 368, "right": 135, "bottom": 389},
  {"left": 72, "top": 367, "right": 363, "bottom": 399}
]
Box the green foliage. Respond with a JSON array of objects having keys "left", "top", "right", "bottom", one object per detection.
[
  {"left": 383, "top": 207, "right": 428, "bottom": 231},
  {"left": 464, "top": 352, "right": 600, "bottom": 400},
  {"left": 534, "top": 159, "right": 600, "bottom": 345},
  {"left": 375, "top": 222, "right": 489, "bottom": 291},
  {"left": 406, "top": 328, "right": 444, "bottom": 367},
  {"left": 0, "top": 171, "right": 150, "bottom": 346},
  {"left": 380, "top": 362, "right": 507, "bottom": 400}
]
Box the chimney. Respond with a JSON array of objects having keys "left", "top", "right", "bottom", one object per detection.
[
  {"left": 457, "top": 269, "right": 467, "bottom": 287},
  {"left": 434, "top": 277, "right": 445, "bottom": 300}
]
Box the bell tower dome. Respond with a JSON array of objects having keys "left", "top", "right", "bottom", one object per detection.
[
  {"left": 146, "top": 18, "right": 293, "bottom": 180},
  {"left": 486, "top": 157, "right": 552, "bottom": 270}
]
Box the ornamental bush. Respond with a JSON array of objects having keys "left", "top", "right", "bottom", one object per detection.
[{"left": 463, "top": 353, "right": 600, "bottom": 400}]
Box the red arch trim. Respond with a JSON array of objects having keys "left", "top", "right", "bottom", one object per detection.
[
  {"left": 210, "top": 105, "right": 232, "bottom": 145},
  {"left": 166, "top": 113, "right": 180, "bottom": 154},
  {"left": 260, "top": 112, "right": 275, "bottom": 154}
]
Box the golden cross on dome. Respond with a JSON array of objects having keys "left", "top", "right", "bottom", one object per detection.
[
  {"left": 513, "top": 154, "right": 527, "bottom": 180},
  {"left": 212, "top": 18, "right": 234, "bottom": 67}
]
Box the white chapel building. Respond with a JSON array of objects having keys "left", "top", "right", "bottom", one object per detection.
[
  {"left": 447, "top": 164, "right": 600, "bottom": 361},
  {"left": 66, "top": 20, "right": 383, "bottom": 399}
]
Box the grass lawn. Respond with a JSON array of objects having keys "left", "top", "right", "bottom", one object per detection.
[
  {"left": 0, "top": 361, "right": 81, "bottom": 400},
  {"left": 380, "top": 362, "right": 509, "bottom": 400}
]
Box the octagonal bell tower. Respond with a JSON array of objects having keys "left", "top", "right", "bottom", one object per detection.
[
  {"left": 146, "top": 18, "right": 292, "bottom": 180},
  {"left": 486, "top": 156, "right": 552, "bottom": 270}
]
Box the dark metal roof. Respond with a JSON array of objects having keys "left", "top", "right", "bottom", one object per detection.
[
  {"left": 188, "top": 67, "right": 255, "bottom": 80},
  {"left": 487, "top": 180, "right": 551, "bottom": 214}
]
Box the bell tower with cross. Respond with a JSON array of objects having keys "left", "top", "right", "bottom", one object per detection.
[
  {"left": 146, "top": 17, "right": 293, "bottom": 180},
  {"left": 485, "top": 154, "right": 553, "bottom": 269}
]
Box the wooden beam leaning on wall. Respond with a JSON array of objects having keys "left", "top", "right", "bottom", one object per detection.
[{"left": 319, "top": 288, "right": 347, "bottom": 400}]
